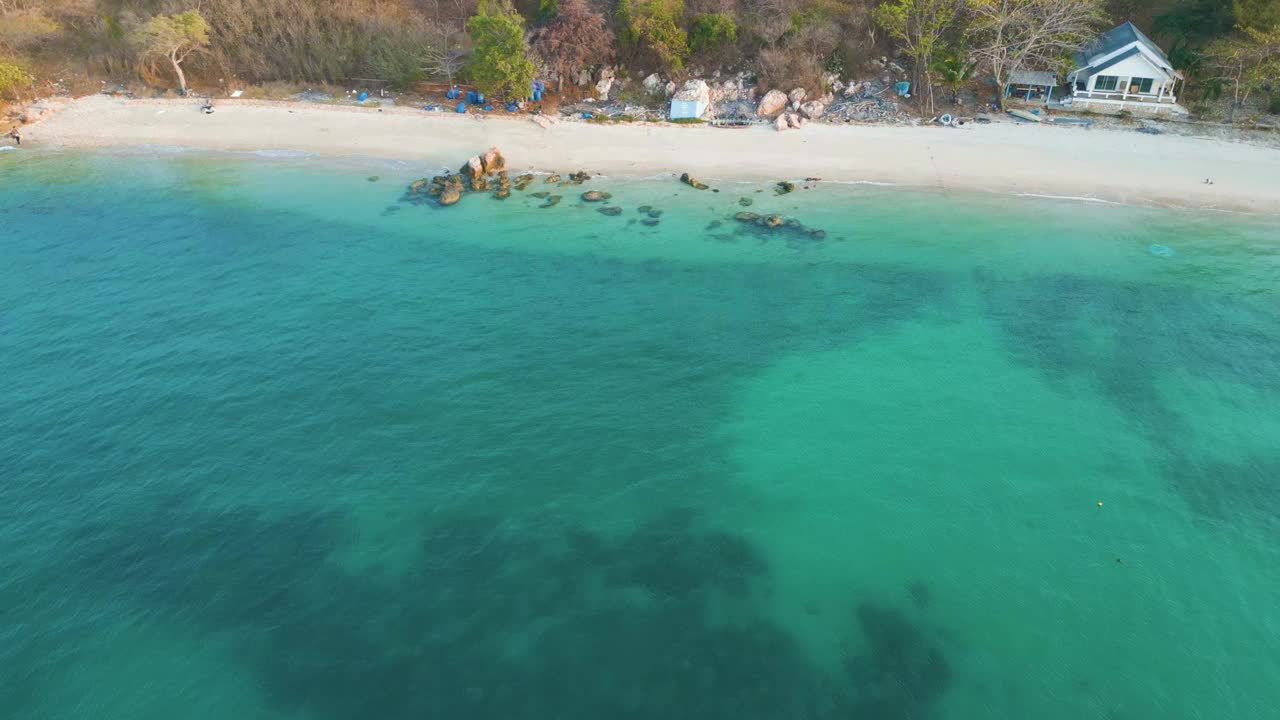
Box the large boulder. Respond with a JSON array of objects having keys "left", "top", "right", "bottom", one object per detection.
[
  {"left": 799, "top": 101, "right": 826, "bottom": 120},
  {"left": 680, "top": 173, "right": 710, "bottom": 190},
  {"left": 595, "top": 67, "right": 616, "bottom": 100},
  {"left": 787, "top": 113, "right": 805, "bottom": 129},
  {"left": 461, "top": 156, "right": 484, "bottom": 178},
  {"left": 481, "top": 147, "right": 505, "bottom": 173},
  {"left": 439, "top": 178, "right": 463, "bottom": 206},
  {"left": 643, "top": 73, "right": 663, "bottom": 93},
  {"left": 757, "top": 89, "right": 788, "bottom": 117},
  {"left": 673, "top": 80, "right": 711, "bottom": 112},
  {"left": 788, "top": 87, "right": 807, "bottom": 104},
  {"left": 774, "top": 113, "right": 791, "bottom": 132}
]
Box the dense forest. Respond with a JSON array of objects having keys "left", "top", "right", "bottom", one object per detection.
[{"left": 1, "top": 0, "right": 1278, "bottom": 116}]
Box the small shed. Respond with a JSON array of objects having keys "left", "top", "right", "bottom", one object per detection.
[
  {"left": 1005, "top": 70, "right": 1059, "bottom": 104},
  {"left": 669, "top": 80, "right": 710, "bottom": 120}
]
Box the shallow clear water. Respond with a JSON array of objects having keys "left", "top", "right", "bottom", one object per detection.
[{"left": 2, "top": 149, "right": 1279, "bottom": 719}]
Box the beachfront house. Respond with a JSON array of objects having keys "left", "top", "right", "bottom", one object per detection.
[{"left": 1065, "top": 22, "right": 1186, "bottom": 116}]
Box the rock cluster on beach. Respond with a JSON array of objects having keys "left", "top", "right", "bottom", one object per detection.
[{"left": 400, "top": 151, "right": 827, "bottom": 240}]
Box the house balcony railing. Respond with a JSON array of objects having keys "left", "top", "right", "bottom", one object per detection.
[{"left": 1071, "top": 90, "right": 1177, "bottom": 104}]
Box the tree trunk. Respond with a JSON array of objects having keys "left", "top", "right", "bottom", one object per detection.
[{"left": 169, "top": 48, "right": 187, "bottom": 93}]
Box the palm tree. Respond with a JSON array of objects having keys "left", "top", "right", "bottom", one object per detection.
[{"left": 933, "top": 50, "right": 976, "bottom": 106}]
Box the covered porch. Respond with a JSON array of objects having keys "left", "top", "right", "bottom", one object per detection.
[{"left": 1004, "top": 70, "right": 1059, "bottom": 105}]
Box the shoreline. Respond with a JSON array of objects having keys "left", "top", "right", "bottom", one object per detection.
[{"left": 17, "top": 95, "right": 1280, "bottom": 214}]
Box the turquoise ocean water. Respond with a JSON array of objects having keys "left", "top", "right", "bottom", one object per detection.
[{"left": 2, "top": 149, "right": 1279, "bottom": 719}]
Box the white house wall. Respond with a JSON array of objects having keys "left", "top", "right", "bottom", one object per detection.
[{"left": 1086, "top": 54, "right": 1172, "bottom": 91}]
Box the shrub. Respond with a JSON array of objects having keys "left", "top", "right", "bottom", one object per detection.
[
  {"left": 669, "top": 116, "right": 704, "bottom": 123},
  {"left": 688, "top": 13, "right": 736, "bottom": 54},
  {"left": 0, "top": 57, "right": 33, "bottom": 99},
  {"left": 1269, "top": 94, "right": 1280, "bottom": 115}
]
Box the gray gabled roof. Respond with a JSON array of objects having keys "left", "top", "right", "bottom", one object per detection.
[
  {"left": 1009, "top": 70, "right": 1058, "bottom": 87},
  {"left": 1071, "top": 22, "right": 1181, "bottom": 81},
  {"left": 1077, "top": 22, "right": 1169, "bottom": 65}
]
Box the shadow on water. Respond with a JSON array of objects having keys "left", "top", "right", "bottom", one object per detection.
[
  {"left": 46, "top": 501, "right": 954, "bottom": 720},
  {"left": 974, "top": 268, "right": 1280, "bottom": 523}
]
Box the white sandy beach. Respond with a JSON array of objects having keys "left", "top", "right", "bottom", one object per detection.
[{"left": 20, "top": 95, "right": 1280, "bottom": 213}]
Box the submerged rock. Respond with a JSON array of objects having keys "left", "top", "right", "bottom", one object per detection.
[
  {"left": 513, "top": 174, "right": 535, "bottom": 190},
  {"left": 597, "top": 206, "right": 623, "bottom": 216},
  {"left": 734, "top": 212, "right": 761, "bottom": 223},
  {"left": 494, "top": 188, "right": 511, "bottom": 199},
  {"left": 539, "top": 195, "right": 562, "bottom": 208},
  {"left": 638, "top": 205, "right": 653, "bottom": 213},
  {"left": 439, "top": 183, "right": 462, "bottom": 206},
  {"left": 776, "top": 181, "right": 796, "bottom": 195},
  {"left": 763, "top": 214, "right": 785, "bottom": 228},
  {"left": 531, "top": 191, "right": 550, "bottom": 199},
  {"left": 409, "top": 178, "right": 431, "bottom": 194},
  {"left": 581, "top": 190, "right": 611, "bottom": 202},
  {"left": 569, "top": 171, "right": 591, "bottom": 184},
  {"left": 680, "top": 173, "right": 710, "bottom": 190},
  {"left": 647, "top": 209, "right": 663, "bottom": 219},
  {"left": 545, "top": 174, "right": 562, "bottom": 184},
  {"left": 738, "top": 197, "right": 753, "bottom": 207},
  {"left": 641, "top": 218, "right": 660, "bottom": 226}
]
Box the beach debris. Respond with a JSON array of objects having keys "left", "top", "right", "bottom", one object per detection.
[
  {"left": 776, "top": 181, "right": 796, "bottom": 195},
  {"left": 680, "top": 173, "right": 710, "bottom": 190},
  {"left": 539, "top": 195, "right": 562, "bottom": 208},
  {"left": 581, "top": 190, "right": 612, "bottom": 202},
  {"left": 597, "top": 206, "right": 623, "bottom": 216},
  {"left": 757, "top": 89, "right": 788, "bottom": 117},
  {"left": 545, "top": 174, "right": 562, "bottom": 184}
]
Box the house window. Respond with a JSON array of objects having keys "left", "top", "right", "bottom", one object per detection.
[
  {"left": 1131, "top": 77, "right": 1154, "bottom": 93},
  {"left": 1094, "top": 75, "right": 1119, "bottom": 91}
]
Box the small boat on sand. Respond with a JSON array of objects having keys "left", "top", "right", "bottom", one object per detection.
[{"left": 1007, "top": 109, "right": 1043, "bottom": 123}]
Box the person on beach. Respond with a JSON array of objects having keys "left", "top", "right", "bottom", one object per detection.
[{"left": 6, "top": 126, "right": 19, "bottom": 146}]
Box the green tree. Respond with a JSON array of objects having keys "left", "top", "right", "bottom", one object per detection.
[
  {"left": 467, "top": 0, "right": 537, "bottom": 98},
  {"left": 933, "top": 49, "right": 976, "bottom": 103},
  {"left": 1203, "top": 25, "right": 1280, "bottom": 118},
  {"left": 874, "top": 0, "right": 958, "bottom": 114},
  {"left": 131, "top": 10, "right": 209, "bottom": 94},
  {"left": 0, "top": 56, "right": 32, "bottom": 100},
  {"left": 1234, "top": 0, "right": 1280, "bottom": 30},
  {"left": 689, "top": 12, "right": 737, "bottom": 54},
  {"left": 624, "top": 0, "right": 687, "bottom": 71}
]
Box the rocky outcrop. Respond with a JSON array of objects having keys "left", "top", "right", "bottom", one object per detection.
[
  {"left": 481, "top": 147, "right": 506, "bottom": 173},
  {"left": 757, "top": 89, "right": 788, "bottom": 117},
  {"left": 568, "top": 171, "right": 592, "bottom": 184},
  {"left": 545, "top": 174, "right": 562, "bottom": 184},
  {"left": 776, "top": 181, "right": 796, "bottom": 195},
  {"left": 439, "top": 177, "right": 463, "bottom": 206},
  {"left": 733, "top": 210, "right": 827, "bottom": 240},
  {"left": 513, "top": 174, "right": 535, "bottom": 190},
  {"left": 680, "top": 173, "right": 710, "bottom": 190}
]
